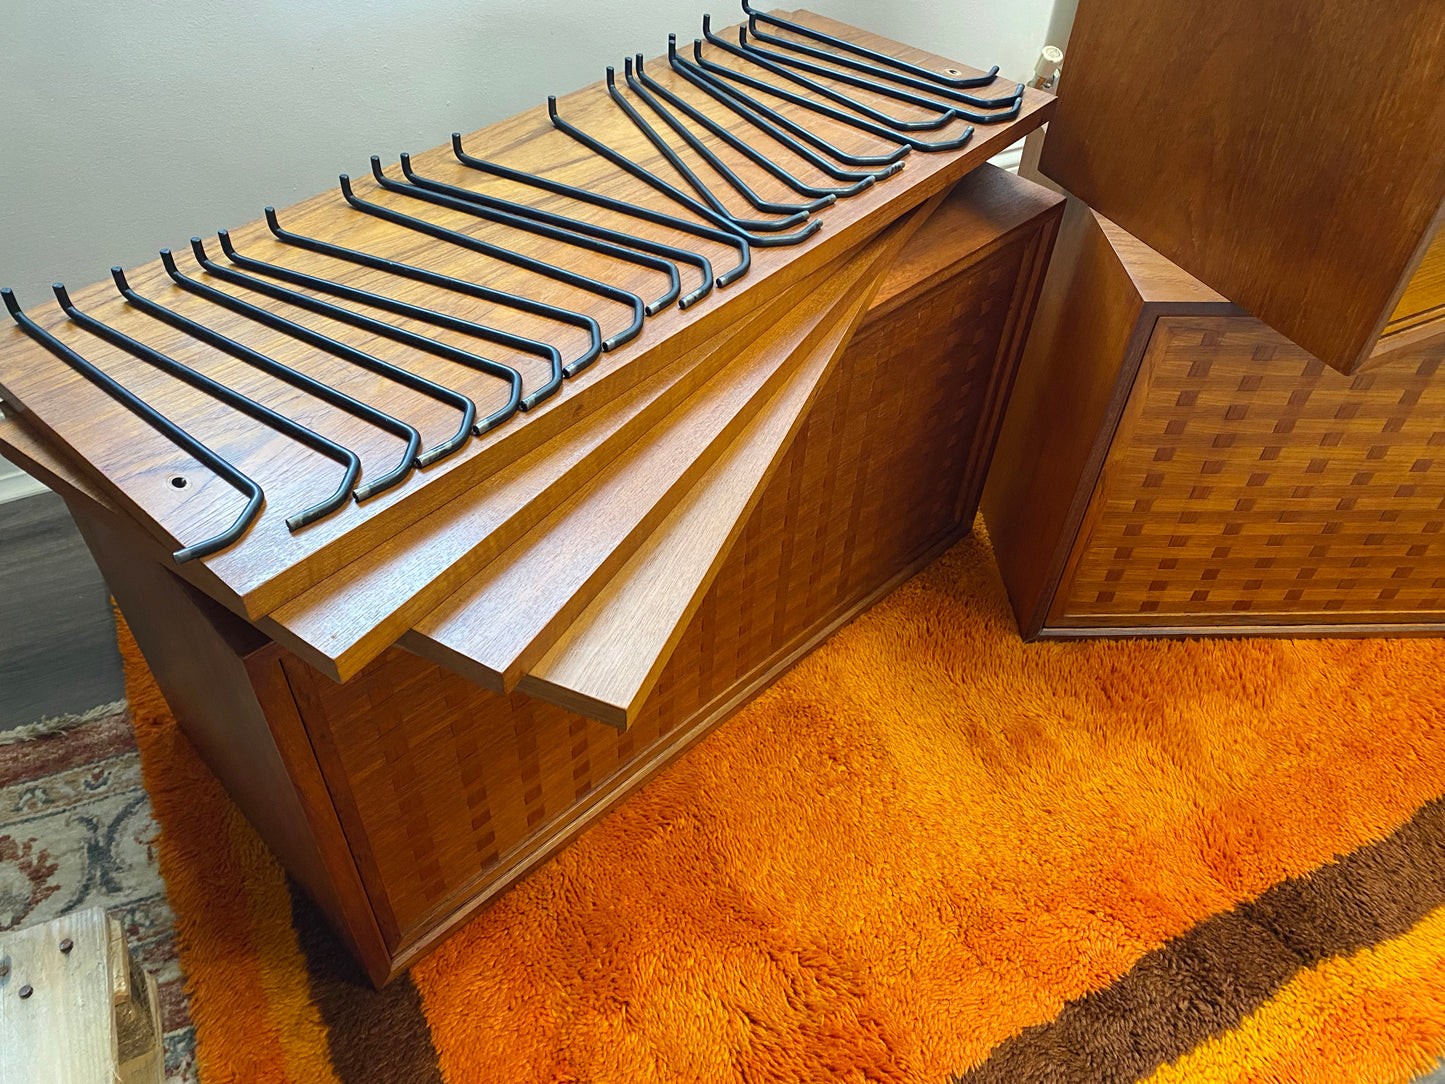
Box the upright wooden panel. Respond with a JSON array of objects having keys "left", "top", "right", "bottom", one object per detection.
[
  {"left": 66, "top": 505, "right": 391, "bottom": 978},
  {"left": 1041, "top": 0, "right": 1445, "bottom": 374},
  {"left": 983, "top": 201, "right": 1237, "bottom": 636}
]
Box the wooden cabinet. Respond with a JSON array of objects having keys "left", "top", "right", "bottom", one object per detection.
[
  {"left": 1040, "top": 0, "right": 1445, "bottom": 375},
  {"left": 4, "top": 168, "right": 1063, "bottom": 984},
  {"left": 985, "top": 201, "right": 1445, "bottom": 639}
]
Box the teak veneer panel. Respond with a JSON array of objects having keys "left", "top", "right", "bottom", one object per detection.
[
  {"left": 982, "top": 201, "right": 1240, "bottom": 635},
  {"left": 1053, "top": 318, "right": 1445, "bottom": 630},
  {"left": 1041, "top": 0, "right": 1445, "bottom": 375},
  {"left": 401, "top": 219, "right": 911, "bottom": 692},
  {"left": 66, "top": 505, "right": 387, "bottom": 973},
  {"left": 518, "top": 230, "right": 885, "bottom": 727},
  {"left": 0, "top": 10, "right": 1050, "bottom": 621}
]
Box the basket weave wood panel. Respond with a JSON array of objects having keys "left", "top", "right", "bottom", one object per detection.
[
  {"left": 1053, "top": 316, "right": 1445, "bottom": 625},
  {"left": 280, "top": 236, "right": 1031, "bottom": 944}
]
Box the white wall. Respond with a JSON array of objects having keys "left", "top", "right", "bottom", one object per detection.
[
  {"left": 0, "top": 0, "right": 1053, "bottom": 302},
  {"left": 0, "top": 0, "right": 1055, "bottom": 499}
]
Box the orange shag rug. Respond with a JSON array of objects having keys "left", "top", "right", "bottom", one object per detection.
[{"left": 122, "top": 529, "right": 1445, "bottom": 1084}]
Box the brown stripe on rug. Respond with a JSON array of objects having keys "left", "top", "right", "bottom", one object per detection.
[
  {"left": 288, "top": 879, "right": 443, "bottom": 1084},
  {"left": 954, "top": 795, "right": 1445, "bottom": 1084}
]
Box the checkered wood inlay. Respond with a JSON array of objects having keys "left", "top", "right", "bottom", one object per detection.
[
  {"left": 278, "top": 236, "right": 1035, "bottom": 944},
  {"left": 1055, "top": 316, "right": 1445, "bottom": 625}
]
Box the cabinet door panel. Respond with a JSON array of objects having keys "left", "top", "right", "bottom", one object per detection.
[{"left": 1041, "top": 0, "right": 1445, "bottom": 375}]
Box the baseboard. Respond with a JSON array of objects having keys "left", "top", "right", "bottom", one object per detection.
[{"left": 0, "top": 470, "right": 47, "bottom": 506}]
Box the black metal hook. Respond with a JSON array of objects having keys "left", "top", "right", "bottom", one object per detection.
[
  {"left": 622, "top": 58, "right": 833, "bottom": 213},
  {"left": 630, "top": 54, "right": 867, "bottom": 201},
  {"left": 740, "top": 18, "right": 1022, "bottom": 109},
  {"left": 739, "top": 1, "right": 1002, "bottom": 89},
  {"left": 731, "top": 24, "right": 1021, "bottom": 127},
  {"left": 666, "top": 37, "right": 903, "bottom": 184},
  {"left": 198, "top": 235, "right": 523, "bottom": 426},
  {"left": 339, "top": 172, "right": 642, "bottom": 365},
  {"left": 146, "top": 253, "right": 474, "bottom": 468},
  {"left": 687, "top": 36, "right": 909, "bottom": 165},
  {"left": 603, "top": 66, "right": 811, "bottom": 232},
  {"left": 3, "top": 285, "right": 266, "bottom": 561},
  {"left": 449, "top": 132, "right": 752, "bottom": 287},
  {"left": 693, "top": 32, "right": 974, "bottom": 154},
  {"left": 369, "top": 156, "right": 685, "bottom": 311},
  {"left": 392, "top": 157, "right": 716, "bottom": 309},
  {"left": 227, "top": 190, "right": 568, "bottom": 410},
  {"left": 547, "top": 95, "right": 822, "bottom": 248},
  {"left": 263, "top": 205, "right": 601, "bottom": 378},
  {"left": 708, "top": 18, "right": 954, "bottom": 132},
  {"left": 90, "top": 269, "right": 366, "bottom": 523},
  {"left": 104, "top": 255, "right": 420, "bottom": 502}
]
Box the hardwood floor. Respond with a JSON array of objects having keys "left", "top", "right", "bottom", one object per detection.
[{"left": 0, "top": 491, "right": 124, "bottom": 729}]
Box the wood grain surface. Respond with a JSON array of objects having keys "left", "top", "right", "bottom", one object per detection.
[
  {"left": 1051, "top": 316, "right": 1445, "bottom": 628},
  {"left": 69, "top": 505, "right": 391, "bottom": 973},
  {"left": 517, "top": 223, "right": 892, "bottom": 727},
  {"left": 983, "top": 201, "right": 1241, "bottom": 636},
  {"left": 400, "top": 217, "right": 909, "bottom": 692},
  {"left": 0, "top": 10, "right": 1050, "bottom": 620},
  {"left": 256, "top": 241, "right": 867, "bottom": 680},
  {"left": 1040, "top": 0, "right": 1445, "bottom": 375},
  {"left": 1389, "top": 227, "right": 1445, "bottom": 333}
]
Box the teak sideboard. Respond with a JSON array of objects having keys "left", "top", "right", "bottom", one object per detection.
[{"left": 3, "top": 165, "right": 1062, "bottom": 984}]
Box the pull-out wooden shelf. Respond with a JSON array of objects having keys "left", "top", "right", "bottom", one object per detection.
[{"left": 2, "top": 165, "right": 1062, "bottom": 983}]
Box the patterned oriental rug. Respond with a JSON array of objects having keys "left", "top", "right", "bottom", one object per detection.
[
  {"left": 0, "top": 706, "right": 197, "bottom": 1081},
  {"left": 117, "top": 526, "right": 1445, "bottom": 1084}
]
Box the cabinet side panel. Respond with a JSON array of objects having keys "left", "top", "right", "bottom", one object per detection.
[
  {"left": 68, "top": 507, "right": 390, "bottom": 981},
  {"left": 982, "top": 201, "right": 1149, "bottom": 636}
]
